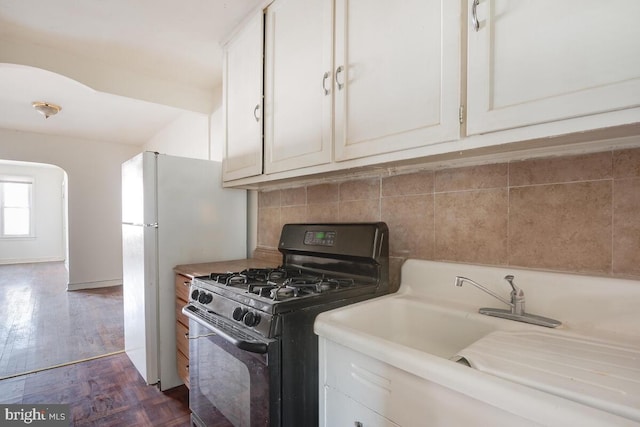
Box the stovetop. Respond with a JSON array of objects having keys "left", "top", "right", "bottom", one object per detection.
[
  {"left": 192, "top": 266, "right": 377, "bottom": 314},
  {"left": 186, "top": 222, "right": 390, "bottom": 339}
]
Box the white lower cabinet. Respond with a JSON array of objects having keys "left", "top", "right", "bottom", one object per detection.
[
  {"left": 319, "top": 338, "right": 545, "bottom": 427},
  {"left": 324, "top": 386, "right": 399, "bottom": 427}
]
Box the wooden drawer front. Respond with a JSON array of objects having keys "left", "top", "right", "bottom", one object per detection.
[
  {"left": 177, "top": 349, "right": 190, "bottom": 389},
  {"left": 175, "top": 274, "right": 191, "bottom": 302},
  {"left": 175, "top": 299, "right": 189, "bottom": 327},
  {"left": 176, "top": 321, "right": 190, "bottom": 358}
]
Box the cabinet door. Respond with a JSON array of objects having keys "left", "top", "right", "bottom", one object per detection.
[
  {"left": 264, "top": 0, "right": 333, "bottom": 173},
  {"left": 467, "top": 0, "right": 640, "bottom": 135},
  {"left": 324, "top": 386, "right": 400, "bottom": 427},
  {"left": 223, "top": 11, "right": 264, "bottom": 182},
  {"left": 333, "top": 0, "right": 461, "bottom": 161}
]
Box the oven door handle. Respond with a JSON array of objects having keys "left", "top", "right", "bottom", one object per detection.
[{"left": 182, "top": 306, "right": 269, "bottom": 354}]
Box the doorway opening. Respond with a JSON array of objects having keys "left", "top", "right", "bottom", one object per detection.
[{"left": 0, "top": 160, "right": 124, "bottom": 380}]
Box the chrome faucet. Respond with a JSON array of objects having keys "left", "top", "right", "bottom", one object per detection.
[{"left": 454, "top": 275, "right": 560, "bottom": 328}]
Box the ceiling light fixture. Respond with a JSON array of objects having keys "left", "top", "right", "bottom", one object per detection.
[{"left": 32, "top": 101, "right": 62, "bottom": 119}]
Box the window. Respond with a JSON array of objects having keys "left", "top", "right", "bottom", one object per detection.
[{"left": 0, "top": 179, "right": 33, "bottom": 237}]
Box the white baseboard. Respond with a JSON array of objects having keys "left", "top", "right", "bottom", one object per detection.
[
  {"left": 67, "top": 278, "right": 122, "bottom": 291},
  {"left": 0, "top": 256, "right": 65, "bottom": 265}
]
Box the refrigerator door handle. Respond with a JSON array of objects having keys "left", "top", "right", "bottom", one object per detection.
[{"left": 122, "top": 222, "right": 158, "bottom": 228}]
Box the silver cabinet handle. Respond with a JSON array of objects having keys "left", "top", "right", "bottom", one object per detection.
[
  {"left": 335, "top": 65, "right": 344, "bottom": 90},
  {"left": 472, "top": 0, "right": 480, "bottom": 31},
  {"left": 322, "top": 71, "right": 330, "bottom": 95},
  {"left": 253, "top": 104, "right": 260, "bottom": 122}
]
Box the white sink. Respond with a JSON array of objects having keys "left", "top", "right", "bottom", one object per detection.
[
  {"left": 324, "top": 295, "right": 501, "bottom": 358},
  {"left": 315, "top": 260, "right": 640, "bottom": 426}
]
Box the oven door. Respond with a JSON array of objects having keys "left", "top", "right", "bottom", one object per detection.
[{"left": 185, "top": 309, "right": 280, "bottom": 427}]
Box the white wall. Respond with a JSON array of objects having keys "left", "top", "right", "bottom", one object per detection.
[
  {"left": 0, "top": 161, "right": 65, "bottom": 264},
  {"left": 144, "top": 112, "right": 210, "bottom": 160},
  {"left": 143, "top": 87, "right": 223, "bottom": 162},
  {"left": 208, "top": 88, "right": 225, "bottom": 162},
  {"left": 0, "top": 128, "right": 139, "bottom": 288}
]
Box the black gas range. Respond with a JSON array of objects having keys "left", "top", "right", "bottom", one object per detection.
[{"left": 183, "top": 223, "right": 389, "bottom": 427}]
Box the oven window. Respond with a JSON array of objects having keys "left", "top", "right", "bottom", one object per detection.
[
  {"left": 190, "top": 320, "right": 278, "bottom": 427},
  {"left": 200, "top": 338, "right": 250, "bottom": 425}
]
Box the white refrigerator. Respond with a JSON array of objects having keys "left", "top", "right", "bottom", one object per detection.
[{"left": 121, "top": 151, "right": 246, "bottom": 390}]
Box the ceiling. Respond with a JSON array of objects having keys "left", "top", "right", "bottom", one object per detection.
[{"left": 0, "top": 0, "right": 262, "bottom": 145}]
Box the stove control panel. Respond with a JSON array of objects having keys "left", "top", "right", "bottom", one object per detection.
[
  {"left": 303, "top": 230, "right": 336, "bottom": 246},
  {"left": 188, "top": 282, "right": 275, "bottom": 338}
]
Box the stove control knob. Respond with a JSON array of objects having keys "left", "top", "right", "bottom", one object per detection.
[
  {"left": 198, "top": 292, "right": 212, "bottom": 304},
  {"left": 191, "top": 289, "right": 200, "bottom": 301},
  {"left": 243, "top": 311, "right": 261, "bottom": 327},
  {"left": 232, "top": 307, "right": 247, "bottom": 321}
]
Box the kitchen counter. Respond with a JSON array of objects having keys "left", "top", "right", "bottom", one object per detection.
[{"left": 174, "top": 253, "right": 280, "bottom": 278}]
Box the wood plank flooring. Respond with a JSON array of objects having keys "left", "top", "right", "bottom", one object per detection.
[
  {"left": 0, "top": 262, "right": 192, "bottom": 425},
  {"left": 0, "top": 262, "right": 124, "bottom": 379},
  {"left": 0, "top": 352, "right": 191, "bottom": 426}
]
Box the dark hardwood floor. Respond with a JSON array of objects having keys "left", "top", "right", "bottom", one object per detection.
[
  {"left": 0, "top": 352, "right": 191, "bottom": 426},
  {"left": 0, "top": 262, "right": 124, "bottom": 379},
  {"left": 0, "top": 262, "right": 193, "bottom": 425}
]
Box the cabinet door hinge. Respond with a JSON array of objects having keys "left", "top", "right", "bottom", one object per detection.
[{"left": 459, "top": 105, "right": 465, "bottom": 124}]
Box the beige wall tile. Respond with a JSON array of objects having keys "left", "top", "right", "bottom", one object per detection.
[
  {"left": 509, "top": 182, "right": 612, "bottom": 274},
  {"left": 256, "top": 147, "right": 640, "bottom": 280},
  {"left": 434, "top": 189, "right": 509, "bottom": 265},
  {"left": 510, "top": 152, "right": 612, "bottom": 186},
  {"left": 435, "top": 163, "right": 508, "bottom": 192},
  {"left": 258, "top": 207, "right": 281, "bottom": 248},
  {"left": 258, "top": 190, "right": 281, "bottom": 208},
  {"left": 613, "top": 178, "right": 640, "bottom": 276},
  {"left": 613, "top": 147, "right": 640, "bottom": 179},
  {"left": 306, "top": 203, "right": 340, "bottom": 223},
  {"left": 381, "top": 195, "right": 434, "bottom": 258},
  {"left": 339, "top": 199, "right": 380, "bottom": 222},
  {"left": 307, "top": 183, "right": 339, "bottom": 204},
  {"left": 382, "top": 171, "right": 434, "bottom": 197},
  {"left": 281, "top": 205, "right": 307, "bottom": 226},
  {"left": 281, "top": 187, "right": 306, "bottom": 206},
  {"left": 340, "top": 178, "right": 380, "bottom": 201}
]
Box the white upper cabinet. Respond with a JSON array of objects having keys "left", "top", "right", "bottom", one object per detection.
[
  {"left": 466, "top": 0, "right": 640, "bottom": 135},
  {"left": 264, "top": 0, "right": 333, "bottom": 174},
  {"left": 333, "top": 0, "right": 461, "bottom": 161},
  {"left": 222, "top": 11, "right": 264, "bottom": 182}
]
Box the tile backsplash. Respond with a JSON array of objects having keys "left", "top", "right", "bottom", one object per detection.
[{"left": 257, "top": 148, "right": 640, "bottom": 290}]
